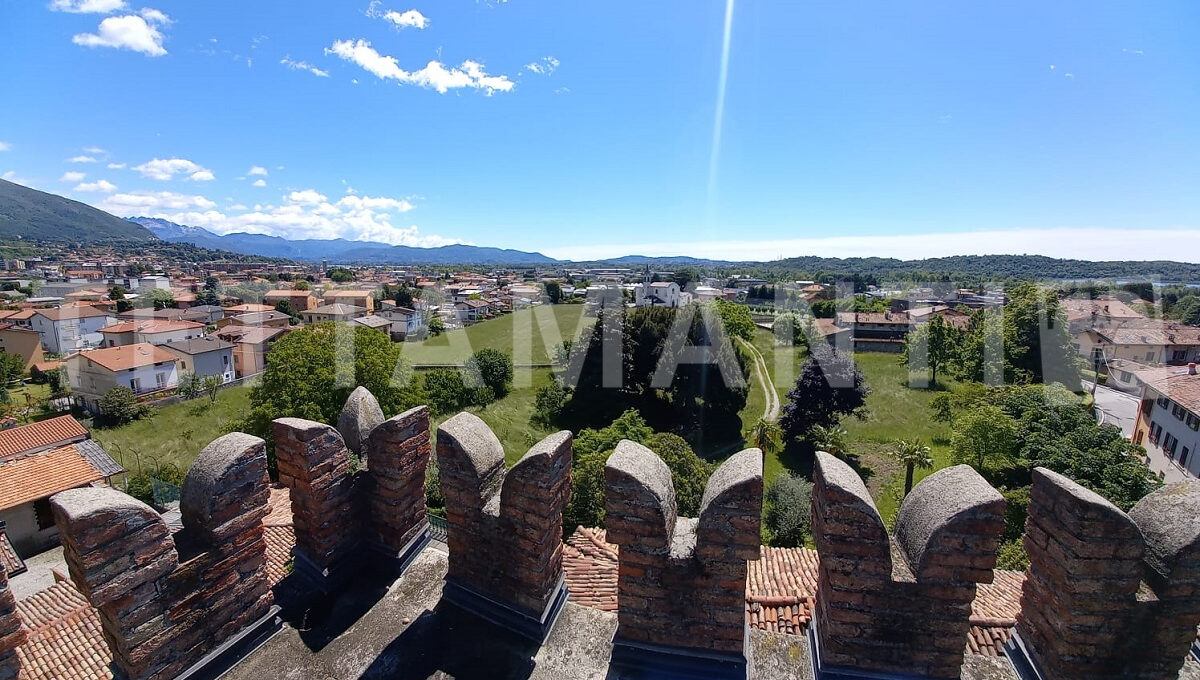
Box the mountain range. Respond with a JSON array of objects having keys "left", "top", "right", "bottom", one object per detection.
[
  {"left": 6, "top": 180, "right": 1200, "bottom": 280},
  {"left": 128, "top": 217, "right": 558, "bottom": 265}
]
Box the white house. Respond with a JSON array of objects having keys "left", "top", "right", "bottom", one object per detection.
[
  {"left": 1133, "top": 364, "right": 1200, "bottom": 483},
  {"left": 98, "top": 319, "right": 206, "bottom": 347},
  {"left": 65, "top": 342, "right": 181, "bottom": 413},
  {"left": 633, "top": 282, "right": 683, "bottom": 308},
  {"left": 28, "top": 306, "right": 113, "bottom": 354},
  {"left": 377, "top": 306, "right": 426, "bottom": 340}
]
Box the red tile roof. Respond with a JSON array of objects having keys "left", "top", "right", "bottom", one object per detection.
[
  {"left": 69, "top": 343, "right": 178, "bottom": 372},
  {"left": 30, "top": 307, "right": 110, "bottom": 322},
  {"left": 0, "top": 416, "right": 88, "bottom": 459},
  {"left": 0, "top": 444, "right": 106, "bottom": 511},
  {"left": 561, "top": 527, "right": 1026, "bottom": 657},
  {"left": 98, "top": 320, "right": 204, "bottom": 335},
  {"left": 15, "top": 580, "right": 110, "bottom": 680}
]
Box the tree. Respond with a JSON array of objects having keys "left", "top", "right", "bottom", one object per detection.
[
  {"left": 644, "top": 432, "right": 712, "bottom": 516},
  {"left": 194, "top": 289, "right": 221, "bottom": 307},
  {"left": 763, "top": 474, "right": 813, "bottom": 547},
  {"left": 0, "top": 351, "right": 22, "bottom": 385},
  {"left": 1171, "top": 295, "right": 1200, "bottom": 326},
  {"left": 950, "top": 405, "right": 1020, "bottom": 475},
  {"left": 901, "top": 315, "right": 957, "bottom": 386},
  {"left": 779, "top": 345, "right": 869, "bottom": 453},
  {"left": 809, "top": 424, "right": 849, "bottom": 458},
  {"left": 146, "top": 288, "right": 176, "bottom": 310},
  {"left": 395, "top": 285, "right": 415, "bottom": 308},
  {"left": 294, "top": 280, "right": 312, "bottom": 291},
  {"left": 890, "top": 439, "right": 934, "bottom": 495},
  {"left": 202, "top": 375, "right": 222, "bottom": 404},
  {"left": 772, "top": 313, "right": 814, "bottom": 347},
  {"left": 423, "top": 367, "right": 473, "bottom": 415},
  {"left": 242, "top": 324, "right": 422, "bottom": 469},
  {"left": 428, "top": 316, "right": 445, "bottom": 336},
  {"left": 713, "top": 299, "right": 754, "bottom": 341},
  {"left": 97, "top": 386, "right": 148, "bottom": 426},
  {"left": 465, "top": 348, "right": 513, "bottom": 400},
  {"left": 748, "top": 418, "right": 783, "bottom": 456},
  {"left": 672, "top": 267, "right": 699, "bottom": 291},
  {"left": 329, "top": 268, "right": 356, "bottom": 283},
  {"left": 545, "top": 281, "right": 563, "bottom": 304},
  {"left": 204, "top": 276, "right": 221, "bottom": 292},
  {"left": 177, "top": 372, "right": 202, "bottom": 399},
  {"left": 108, "top": 285, "right": 128, "bottom": 302}
]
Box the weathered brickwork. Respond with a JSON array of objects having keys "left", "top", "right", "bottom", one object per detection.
[
  {"left": 811, "top": 452, "right": 1005, "bottom": 679},
  {"left": 0, "top": 567, "right": 26, "bottom": 680},
  {"left": 51, "top": 432, "right": 273, "bottom": 680},
  {"left": 273, "top": 397, "right": 432, "bottom": 579},
  {"left": 436, "top": 412, "right": 573, "bottom": 620},
  {"left": 604, "top": 441, "right": 763, "bottom": 658},
  {"left": 1016, "top": 467, "right": 1200, "bottom": 680}
]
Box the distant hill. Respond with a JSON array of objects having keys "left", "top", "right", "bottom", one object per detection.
[
  {"left": 0, "top": 179, "right": 155, "bottom": 242},
  {"left": 131, "top": 217, "right": 557, "bottom": 264},
  {"left": 766, "top": 254, "right": 1200, "bottom": 282}
]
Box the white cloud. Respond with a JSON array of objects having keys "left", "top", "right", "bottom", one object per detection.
[
  {"left": 1, "top": 171, "right": 22, "bottom": 182},
  {"left": 60, "top": 171, "right": 87, "bottom": 182},
  {"left": 96, "top": 187, "right": 454, "bottom": 246},
  {"left": 252, "top": 179, "right": 267, "bottom": 187},
  {"left": 73, "top": 11, "right": 169, "bottom": 57},
  {"left": 280, "top": 57, "right": 329, "bottom": 78},
  {"left": 82, "top": 146, "right": 105, "bottom": 154},
  {"left": 74, "top": 179, "right": 118, "bottom": 193},
  {"left": 524, "top": 56, "right": 559, "bottom": 76},
  {"left": 107, "top": 162, "right": 126, "bottom": 169},
  {"left": 0, "top": 142, "right": 9, "bottom": 152},
  {"left": 133, "top": 157, "right": 214, "bottom": 181},
  {"left": 326, "top": 39, "right": 514, "bottom": 94},
  {"left": 67, "top": 155, "right": 98, "bottom": 163},
  {"left": 367, "top": 2, "right": 429, "bottom": 29},
  {"left": 1122, "top": 48, "right": 1145, "bottom": 56},
  {"left": 248, "top": 166, "right": 268, "bottom": 176},
  {"left": 49, "top": 0, "right": 126, "bottom": 13}
]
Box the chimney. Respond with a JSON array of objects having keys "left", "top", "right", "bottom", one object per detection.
[{"left": 1189, "top": 363, "right": 1196, "bottom": 375}]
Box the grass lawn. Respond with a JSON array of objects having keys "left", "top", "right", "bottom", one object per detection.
[
  {"left": 91, "top": 386, "right": 251, "bottom": 476},
  {"left": 431, "top": 368, "right": 557, "bottom": 466},
  {"left": 844, "top": 353, "right": 955, "bottom": 523},
  {"left": 742, "top": 328, "right": 807, "bottom": 485},
  {"left": 400, "top": 305, "right": 589, "bottom": 366}
]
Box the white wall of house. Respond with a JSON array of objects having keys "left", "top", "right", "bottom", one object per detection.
[
  {"left": 67, "top": 356, "right": 180, "bottom": 412},
  {"left": 634, "top": 282, "right": 681, "bottom": 307},
  {"left": 30, "top": 314, "right": 112, "bottom": 354},
  {"left": 1139, "top": 392, "right": 1200, "bottom": 478},
  {"left": 137, "top": 328, "right": 204, "bottom": 346},
  {"left": 0, "top": 501, "right": 59, "bottom": 556}
]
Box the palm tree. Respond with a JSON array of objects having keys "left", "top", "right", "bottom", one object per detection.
[
  {"left": 749, "top": 418, "right": 783, "bottom": 455},
  {"left": 809, "top": 424, "right": 849, "bottom": 459},
  {"left": 891, "top": 439, "right": 934, "bottom": 495}
]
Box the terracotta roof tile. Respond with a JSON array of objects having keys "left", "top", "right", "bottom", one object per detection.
[
  {"left": 68, "top": 343, "right": 178, "bottom": 372},
  {"left": 561, "top": 527, "right": 1025, "bottom": 657},
  {"left": 15, "top": 580, "right": 111, "bottom": 680},
  {"left": 0, "top": 532, "right": 25, "bottom": 577},
  {"left": 0, "top": 445, "right": 105, "bottom": 511},
  {"left": 0, "top": 416, "right": 88, "bottom": 459},
  {"left": 31, "top": 307, "right": 110, "bottom": 322}
]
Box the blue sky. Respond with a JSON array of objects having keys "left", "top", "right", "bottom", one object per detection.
[{"left": 1, "top": 0, "right": 1198, "bottom": 261}]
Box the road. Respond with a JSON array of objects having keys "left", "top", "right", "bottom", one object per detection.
[
  {"left": 738, "top": 337, "right": 780, "bottom": 422},
  {"left": 1084, "top": 380, "right": 1139, "bottom": 439}
]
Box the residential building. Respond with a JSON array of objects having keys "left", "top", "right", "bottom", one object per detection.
[
  {"left": 323, "top": 290, "right": 375, "bottom": 312},
  {"left": 263, "top": 289, "right": 318, "bottom": 312},
  {"left": 221, "top": 311, "right": 292, "bottom": 329},
  {"left": 1073, "top": 322, "right": 1200, "bottom": 367},
  {"left": 453, "top": 299, "right": 489, "bottom": 323},
  {"left": 162, "top": 337, "right": 236, "bottom": 383},
  {"left": 1061, "top": 297, "right": 1146, "bottom": 333},
  {"left": 223, "top": 303, "right": 274, "bottom": 314},
  {"left": 0, "top": 416, "right": 123, "bottom": 556},
  {"left": 64, "top": 343, "right": 181, "bottom": 413},
  {"left": 633, "top": 282, "right": 682, "bottom": 308},
  {"left": 349, "top": 315, "right": 392, "bottom": 334},
  {"left": 1132, "top": 363, "right": 1200, "bottom": 482},
  {"left": 0, "top": 324, "right": 44, "bottom": 372},
  {"left": 301, "top": 303, "right": 367, "bottom": 324},
  {"left": 834, "top": 311, "right": 914, "bottom": 353},
  {"left": 376, "top": 306, "right": 425, "bottom": 340},
  {"left": 216, "top": 326, "right": 288, "bottom": 378},
  {"left": 98, "top": 319, "right": 206, "bottom": 347},
  {"left": 28, "top": 306, "right": 113, "bottom": 354}
]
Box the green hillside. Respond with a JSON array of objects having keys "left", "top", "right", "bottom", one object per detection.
[{"left": 0, "top": 179, "right": 156, "bottom": 242}]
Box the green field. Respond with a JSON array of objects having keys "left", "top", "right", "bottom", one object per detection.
[
  {"left": 432, "top": 368, "right": 557, "bottom": 466},
  {"left": 91, "top": 386, "right": 252, "bottom": 476},
  {"left": 400, "top": 305, "right": 590, "bottom": 366}
]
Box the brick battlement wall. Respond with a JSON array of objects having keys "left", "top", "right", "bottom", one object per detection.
[
  {"left": 1016, "top": 468, "right": 1200, "bottom": 680},
  {"left": 811, "top": 452, "right": 1006, "bottom": 679},
  {"left": 272, "top": 387, "right": 431, "bottom": 581},
  {"left": 604, "top": 441, "right": 763, "bottom": 660},
  {"left": 51, "top": 432, "right": 273, "bottom": 680},
  {"left": 436, "top": 411, "right": 572, "bottom": 621}
]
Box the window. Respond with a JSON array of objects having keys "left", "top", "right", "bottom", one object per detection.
[
  {"left": 1172, "top": 404, "right": 1186, "bottom": 420},
  {"left": 223, "top": 355, "right": 229, "bottom": 365},
  {"left": 1182, "top": 448, "right": 1192, "bottom": 468},
  {"left": 180, "top": 361, "right": 187, "bottom": 370},
  {"left": 130, "top": 377, "right": 141, "bottom": 392},
  {"left": 1157, "top": 396, "right": 1170, "bottom": 409},
  {"left": 1173, "top": 350, "right": 1188, "bottom": 362},
  {"left": 1188, "top": 414, "right": 1200, "bottom": 431},
  {"left": 156, "top": 373, "right": 167, "bottom": 388},
  {"left": 1146, "top": 351, "right": 1156, "bottom": 361},
  {"left": 33, "top": 498, "right": 54, "bottom": 531}
]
